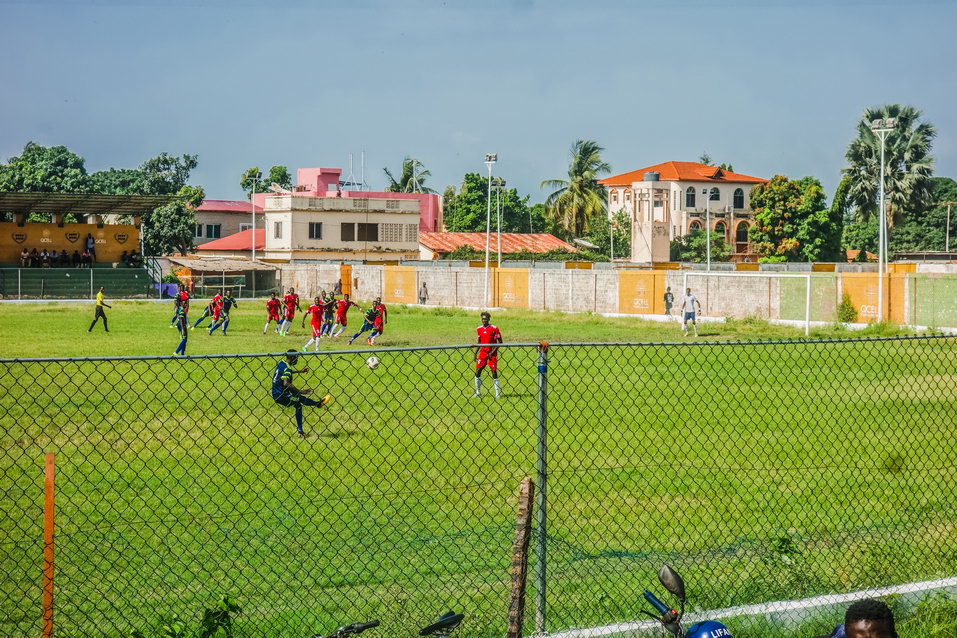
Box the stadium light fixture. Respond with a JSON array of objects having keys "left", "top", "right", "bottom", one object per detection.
[
  {"left": 702, "top": 188, "right": 711, "bottom": 271},
  {"left": 496, "top": 178, "right": 506, "bottom": 268},
  {"left": 483, "top": 154, "right": 497, "bottom": 307},
  {"left": 869, "top": 117, "right": 896, "bottom": 322}
]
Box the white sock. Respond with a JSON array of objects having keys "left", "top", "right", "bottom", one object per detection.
[
  {"left": 304, "top": 337, "right": 315, "bottom": 348},
  {"left": 333, "top": 325, "right": 344, "bottom": 337},
  {"left": 264, "top": 323, "right": 269, "bottom": 333},
  {"left": 493, "top": 378, "right": 501, "bottom": 396},
  {"left": 474, "top": 377, "right": 482, "bottom": 394}
]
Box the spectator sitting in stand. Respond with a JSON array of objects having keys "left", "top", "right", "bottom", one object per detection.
[
  {"left": 19, "top": 248, "right": 30, "bottom": 267},
  {"left": 81, "top": 248, "right": 92, "bottom": 268},
  {"left": 71, "top": 250, "right": 82, "bottom": 267},
  {"left": 40, "top": 249, "right": 51, "bottom": 268},
  {"left": 29, "top": 248, "right": 39, "bottom": 267},
  {"left": 121, "top": 250, "right": 130, "bottom": 267},
  {"left": 129, "top": 249, "right": 142, "bottom": 267},
  {"left": 58, "top": 249, "right": 70, "bottom": 267}
]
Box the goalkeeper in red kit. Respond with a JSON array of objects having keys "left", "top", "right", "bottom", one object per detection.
[{"left": 473, "top": 311, "right": 503, "bottom": 398}]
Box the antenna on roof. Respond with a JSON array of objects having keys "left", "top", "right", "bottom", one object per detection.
[
  {"left": 361, "top": 151, "right": 369, "bottom": 191},
  {"left": 341, "top": 153, "right": 361, "bottom": 192}
]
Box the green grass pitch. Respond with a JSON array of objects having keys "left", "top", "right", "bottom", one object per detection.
[{"left": 1, "top": 300, "right": 955, "bottom": 637}]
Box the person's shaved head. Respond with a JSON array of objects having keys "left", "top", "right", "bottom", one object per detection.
[{"left": 844, "top": 599, "right": 897, "bottom": 638}]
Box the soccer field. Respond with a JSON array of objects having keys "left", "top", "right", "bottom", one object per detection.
[{"left": 1, "top": 302, "right": 955, "bottom": 638}]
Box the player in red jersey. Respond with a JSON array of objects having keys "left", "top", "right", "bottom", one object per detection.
[
  {"left": 473, "top": 311, "right": 503, "bottom": 398},
  {"left": 264, "top": 292, "right": 282, "bottom": 334},
  {"left": 368, "top": 296, "right": 388, "bottom": 344},
  {"left": 208, "top": 291, "right": 224, "bottom": 327},
  {"left": 301, "top": 297, "right": 324, "bottom": 352},
  {"left": 331, "top": 293, "right": 360, "bottom": 337},
  {"left": 279, "top": 287, "right": 301, "bottom": 336}
]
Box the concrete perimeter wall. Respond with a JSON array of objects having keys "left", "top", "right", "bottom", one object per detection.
[{"left": 277, "top": 264, "right": 957, "bottom": 328}]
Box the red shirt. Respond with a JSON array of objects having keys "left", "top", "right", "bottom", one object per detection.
[
  {"left": 283, "top": 294, "right": 299, "bottom": 311},
  {"left": 477, "top": 324, "right": 502, "bottom": 345},
  {"left": 266, "top": 298, "right": 281, "bottom": 314},
  {"left": 307, "top": 304, "right": 322, "bottom": 326},
  {"left": 211, "top": 294, "right": 222, "bottom": 311},
  {"left": 335, "top": 299, "right": 357, "bottom": 318}
]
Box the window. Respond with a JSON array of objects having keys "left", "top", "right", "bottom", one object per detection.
[
  {"left": 689, "top": 221, "right": 702, "bottom": 231},
  {"left": 357, "top": 223, "right": 379, "bottom": 242},
  {"left": 352, "top": 198, "right": 369, "bottom": 210},
  {"left": 385, "top": 199, "right": 400, "bottom": 210},
  {"left": 239, "top": 223, "right": 252, "bottom": 232},
  {"left": 273, "top": 221, "right": 282, "bottom": 239},
  {"left": 685, "top": 187, "right": 696, "bottom": 208},
  {"left": 308, "top": 222, "right": 322, "bottom": 240},
  {"left": 710, "top": 187, "right": 720, "bottom": 201},
  {"left": 625, "top": 190, "right": 631, "bottom": 201},
  {"left": 736, "top": 221, "right": 750, "bottom": 242},
  {"left": 733, "top": 188, "right": 745, "bottom": 209},
  {"left": 341, "top": 223, "right": 355, "bottom": 242},
  {"left": 405, "top": 224, "right": 418, "bottom": 242},
  {"left": 381, "top": 223, "right": 403, "bottom": 242},
  {"left": 205, "top": 224, "right": 221, "bottom": 239},
  {"left": 194, "top": 224, "right": 203, "bottom": 238},
  {"left": 611, "top": 191, "right": 618, "bottom": 204},
  {"left": 714, "top": 221, "right": 726, "bottom": 237}
]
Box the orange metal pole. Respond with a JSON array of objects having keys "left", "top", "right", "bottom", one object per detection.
[{"left": 42, "top": 453, "right": 55, "bottom": 638}]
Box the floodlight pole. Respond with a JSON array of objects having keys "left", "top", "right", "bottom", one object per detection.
[
  {"left": 496, "top": 178, "right": 505, "bottom": 267},
  {"left": 703, "top": 188, "right": 711, "bottom": 271},
  {"left": 871, "top": 118, "right": 895, "bottom": 323},
  {"left": 483, "top": 154, "right": 497, "bottom": 307}
]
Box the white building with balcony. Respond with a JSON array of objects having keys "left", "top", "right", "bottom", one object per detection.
[
  {"left": 261, "top": 194, "right": 421, "bottom": 262},
  {"left": 598, "top": 161, "right": 768, "bottom": 263}
]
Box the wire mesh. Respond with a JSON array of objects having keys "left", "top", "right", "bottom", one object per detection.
[{"left": 1, "top": 336, "right": 955, "bottom": 637}]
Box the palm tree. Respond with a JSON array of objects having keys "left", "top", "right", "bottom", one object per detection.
[
  {"left": 540, "top": 140, "right": 611, "bottom": 237},
  {"left": 843, "top": 104, "right": 936, "bottom": 228},
  {"left": 383, "top": 158, "right": 436, "bottom": 194}
]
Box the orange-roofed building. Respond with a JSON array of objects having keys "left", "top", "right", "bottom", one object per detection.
[
  {"left": 419, "top": 232, "right": 576, "bottom": 260},
  {"left": 597, "top": 161, "right": 768, "bottom": 263}
]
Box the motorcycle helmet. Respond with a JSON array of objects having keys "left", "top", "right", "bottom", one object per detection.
[{"left": 685, "top": 619, "right": 733, "bottom": 637}]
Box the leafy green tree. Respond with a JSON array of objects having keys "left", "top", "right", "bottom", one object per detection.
[
  {"left": 843, "top": 104, "right": 935, "bottom": 229},
  {"left": 89, "top": 168, "right": 146, "bottom": 195},
  {"left": 541, "top": 139, "right": 610, "bottom": 237},
  {"left": 240, "top": 165, "right": 291, "bottom": 198},
  {"left": 719, "top": 162, "right": 734, "bottom": 172},
  {"left": 141, "top": 186, "right": 204, "bottom": 256},
  {"left": 585, "top": 211, "right": 631, "bottom": 258},
  {"left": 383, "top": 158, "right": 436, "bottom": 194},
  {"left": 843, "top": 217, "right": 879, "bottom": 255},
  {"left": 443, "top": 173, "right": 536, "bottom": 233},
  {"left": 139, "top": 152, "right": 198, "bottom": 196},
  {"left": 699, "top": 152, "right": 713, "bottom": 166},
  {"left": 0, "top": 142, "right": 92, "bottom": 194},
  {"left": 748, "top": 175, "right": 840, "bottom": 262},
  {"left": 670, "top": 229, "right": 732, "bottom": 262},
  {"left": 888, "top": 176, "right": 957, "bottom": 253}
]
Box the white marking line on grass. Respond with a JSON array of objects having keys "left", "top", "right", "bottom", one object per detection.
[{"left": 549, "top": 576, "right": 957, "bottom": 637}]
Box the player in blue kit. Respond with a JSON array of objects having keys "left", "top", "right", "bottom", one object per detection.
[{"left": 271, "top": 350, "right": 332, "bottom": 438}]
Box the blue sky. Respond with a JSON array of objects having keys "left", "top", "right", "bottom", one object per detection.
[{"left": 2, "top": 0, "right": 955, "bottom": 202}]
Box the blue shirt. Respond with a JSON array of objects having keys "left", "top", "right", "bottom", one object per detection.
[{"left": 271, "top": 361, "right": 293, "bottom": 399}]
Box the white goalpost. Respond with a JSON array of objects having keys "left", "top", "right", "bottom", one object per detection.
[{"left": 682, "top": 271, "right": 813, "bottom": 336}]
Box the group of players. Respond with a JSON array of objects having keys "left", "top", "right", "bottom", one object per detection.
[{"left": 166, "top": 285, "right": 389, "bottom": 356}]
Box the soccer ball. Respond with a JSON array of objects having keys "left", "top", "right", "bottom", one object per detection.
[{"left": 366, "top": 356, "right": 380, "bottom": 370}]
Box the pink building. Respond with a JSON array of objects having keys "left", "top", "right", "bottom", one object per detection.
[{"left": 251, "top": 167, "right": 442, "bottom": 232}]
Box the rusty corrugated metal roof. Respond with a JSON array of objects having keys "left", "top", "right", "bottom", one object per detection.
[{"left": 419, "top": 232, "right": 577, "bottom": 254}]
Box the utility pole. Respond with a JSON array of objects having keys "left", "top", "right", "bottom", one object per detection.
[{"left": 935, "top": 201, "right": 957, "bottom": 253}]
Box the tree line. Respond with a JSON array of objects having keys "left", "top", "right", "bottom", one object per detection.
[{"left": 1, "top": 101, "right": 950, "bottom": 262}]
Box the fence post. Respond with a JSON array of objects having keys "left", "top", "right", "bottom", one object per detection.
[
  {"left": 18, "top": 268, "right": 21, "bottom": 300},
  {"left": 534, "top": 342, "right": 549, "bottom": 635},
  {"left": 42, "top": 453, "right": 55, "bottom": 638},
  {"left": 90, "top": 268, "right": 93, "bottom": 299},
  {"left": 506, "top": 476, "right": 535, "bottom": 638}
]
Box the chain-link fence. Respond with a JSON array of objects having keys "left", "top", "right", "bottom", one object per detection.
[{"left": 2, "top": 337, "right": 956, "bottom": 637}]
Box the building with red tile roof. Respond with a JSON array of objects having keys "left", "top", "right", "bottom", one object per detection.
[
  {"left": 194, "top": 199, "right": 264, "bottom": 246},
  {"left": 194, "top": 228, "right": 265, "bottom": 259},
  {"left": 598, "top": 161, "right": 768, "bottom": 263},
  {"left": 419, "top": 232, "right": 576, "bottom": 259}
]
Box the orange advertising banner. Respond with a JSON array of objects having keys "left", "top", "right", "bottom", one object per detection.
[
  {"left": 1, "top": 222, "right": 139, "bottom": 264},
  {"left": 383, "top": 266, "right": 417, "bottom": 304},
  {"left": 841, "top": 273, "right": 884, "bottom": 323},
  {"left": 617, "top": 271, "right": 666, "bottom": 314},
  {"left": 493, "top": 268, "right": 529, "bottom": 308}
]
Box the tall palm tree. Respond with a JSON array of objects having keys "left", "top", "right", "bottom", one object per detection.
[
  {"left": 843, "top": 104, "right": 936, "bottom": 228},
  {"left": 383, "top": 157, "right": 436, "bottom": 194},
  {"left": 540, "top": 140, "right": 611, "bottom": 237}
]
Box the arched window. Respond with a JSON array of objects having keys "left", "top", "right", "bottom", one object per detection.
[
  {"left": 710, "top": 187, "right": 720, "bottom": 201},
  {"left": 685, "top": 187, "right": 696, "bottom": 208},
  {"left": 733, "top": 188, "right": 745, "bottom": 209},
  {"left": 689, "top": 220, "right": 702, "bottom": 231},
  {"left": 611, "top": 190, "right": 618, "bottom": 204},
  {"left": 714, "top": 221, "right": 726, "bottom": 237},
  {"left": 625, "top": 190, "right": 632, "bottom": 201},
  {"left": 736, "top": 221, "right": 749, "bottom": 242}
]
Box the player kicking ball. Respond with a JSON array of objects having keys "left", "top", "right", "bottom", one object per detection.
[
  {"left": 473, "top": 311, "right": 503, "bottom": 399},
  {"left": 682, "top": 287, "right": 702, "bottom": 337},
  {"left": 271, "top": 349, "right": 332, "bottom": 438}
]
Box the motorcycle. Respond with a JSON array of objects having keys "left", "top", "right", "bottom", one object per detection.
[{"left": 638, "top": 564, "right": 733, "bottom": 638}]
